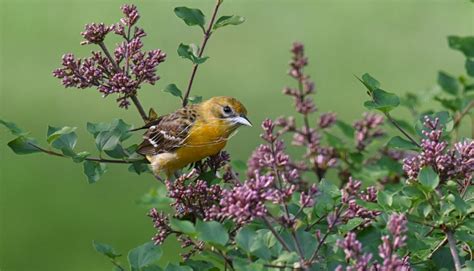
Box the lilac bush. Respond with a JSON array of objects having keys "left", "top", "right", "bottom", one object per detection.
[{"left": 1, "top": 2, "right": 473, "bottom": 271}]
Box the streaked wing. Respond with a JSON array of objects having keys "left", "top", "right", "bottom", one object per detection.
[{"left": 136, "top": 107, "right": 197, "bottom": 155}]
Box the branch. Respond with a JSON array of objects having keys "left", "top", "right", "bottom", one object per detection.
[
  {"left": 385, "top": 112, "right": 421, "bottom": 148},
  {"left": 446, "top": 230, "right": 462, "bottom": 271},
  {"left": 181, "top": 0, "right": 222, "bottom": 107},
  {"left": 308, "top": 205, "right": 343, "bottom": 264},
  {"left": 453, "top": 100, "right": 474, "bottom": 129},
  {"left": 427, "top": 237, "right": 447, "bottom": 260},
  {"left": 261, "top": 216, "right": 292, "bottom": 252},
  {"left": 29, "top": 143, "right": 146, "bottom": 164}
]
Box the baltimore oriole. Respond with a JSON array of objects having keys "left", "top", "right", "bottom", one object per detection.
[{"left": 136, "top": 96, "right": 251, "bottom": 178}]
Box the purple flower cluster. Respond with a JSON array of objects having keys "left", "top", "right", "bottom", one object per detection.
[
  {"left": 336, "top": 232, "right": 373, "bottom": 271},
  {"left": 212, "top": 173, "right": 282, "bottom": 224},
  {"left": 353, "top": 113, "right": 385, "bottom": 151},
  {"left": 53, "top": 4, "right": 166, "bottom": 108},
  {"left": 285, "top": 42, "right": 316, "bottom": 115},
  {"left": 341, "top": 177, "right": 380, "bottom": 224},
  {"left": 166, "top": 169, "right": 222, "bottom": 220},
  {"left": 148, "top": 208, "right": 172, "bottom": 245},
  {"left": 319, "top": 112, "right": 337, "bottom": 129},
  {"left": 336, "top": 214, "right": 411, "bottom": 271},
  {"left": 403, "top": 116, "right": 473, "bottom": 183},
  {"left": 375, "top": 214, "right": 411, "bottom": 271}
]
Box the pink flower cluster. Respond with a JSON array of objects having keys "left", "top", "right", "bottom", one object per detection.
[
  {"left": 340, "top": 177, "right": 380, "bottom": 224},
  {"left": 403, "top": 116, "right": 473, "bottom": 183},
  {"left": 336, "top": 213, "right": 411, "bottom": 271},
  {"left": 53, "top": 4, "right": 166, "bottom": 108},
  {"left": 353, "top": 113, "right": 385, "bottom": 151}
]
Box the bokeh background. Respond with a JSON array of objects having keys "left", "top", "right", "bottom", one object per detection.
[{"left": 1, "top": 0, "right": 472, "bottom": 270}]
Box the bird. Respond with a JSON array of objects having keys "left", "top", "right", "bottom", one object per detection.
[{"left": 135, "top": 96, "right": 251, "bottom": 179}]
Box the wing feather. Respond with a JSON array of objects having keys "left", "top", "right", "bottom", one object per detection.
[{"left": 136, "top": 107, "right": 198, "bottom": 155}]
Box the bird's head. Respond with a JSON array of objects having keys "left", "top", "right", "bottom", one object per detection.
[{"left": 201, "top": 96, "right": 252, "bottom": 127}]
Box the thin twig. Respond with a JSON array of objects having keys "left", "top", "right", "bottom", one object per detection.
[
  {"left": 261, "top": 216, "right": 292, "bottom": 252},
  {"left": 29, "top": 143, "right": 145, "bottom": 164},
  {"left": 445, "top": 230, "right": 461, "bottom": 271},
  {"left": 427, "top": 237, "right": 447, "bottom": 259},
  {"left": 182, "top": 0, "right": 222, "bottom": 107},
  {"left": 453, "top": 100, "right": 474, "bottom": 129},
  {"left": 110, "top": 259, "right": 125, "bottom": 271},
  {"left": 385, "top": 113, "right": 421, "bottom": 148},
  {"left": 308, "top": 205, "right": 343, "bottom": 264}
]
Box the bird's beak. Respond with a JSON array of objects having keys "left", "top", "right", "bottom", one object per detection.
[{"left": 233, "top": 115, "right": 252, "bottom": 127}]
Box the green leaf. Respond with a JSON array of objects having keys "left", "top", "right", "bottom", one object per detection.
[
  {"left": 95, "top": 129, "right": 122, "bottom": 152},
  {"left": 386, "top": 136, "right": 419, "bottom": 151},
  {"left": 360, "top": 73, "right": 380, "bottom": 92},
  {"left": 466, "top": 59, "right": 474, "bottom": 77},
  {"left": 187, "top": 96, "right": 202, "bottom": 104},
  {"left": 235, "top": 226, "right": 256, "bottom": 252},
  {"left": 165, "top": 263, "right": 192, "bottom": 271},
  {"left": 46, "top": 126, "right": 77, "bottom": 144},
  {"left": 169, "top": 218, "right": 196, "bottom": 235},
  {"left": 87, "top": 119, "right": 132, "bottom": 141},
  {"left": 184, "top": 260, "right": 214, "bottom": 271},
  {"left": 339, "top": 217, "right": 364, "bottom": 234},
  {"left": 83, "top": 161, "right": 107, "bottom": 184},
  {"left": 174, "top": 7, "right": 205, "bottom": 30},
  {"left": 195, "top": 220, "right": 228, "bottom": 246},
  {"left": 364, "top": 88, "right": 400, "bottom": 113},
  {"left": 319, "top": 179, "right": 340, "bottom": 198},
  {"left": 92, "top": 240, "right": 121, "bottom": 259},
  {"left": 128, "top": 161, "right": 151, "bottom": 175},
  {"left": 335, "top": 120, "right": 355, "bottom": 138},
  {"left": 0, "top": 119, "right": 27, "bottom": 136},
  {"left": 437, "top": 71, "right": 459, "bottom": 95},
  {"left": 448, "top": 35, "right": 474, "bottom": 58},
  {"left": 7, "top": 136, "right": 41, "bottom": 154},
  {"left": 177, "top": 43, "right": 208, "bottom": 64},
  {"left": 324, "top": 132, "right": 345, "bottom": 150},
  {"left": 128, "top": 242, "right": 163, "bottom": 271},
  {"left": 104, "top": 144, "right": 129, "bottom": 159},
  {"left": 418, "top": 167, "right": 439, "bottom": 191},
  {"left": 142, "top": 265, "right": 163, "bottom": 271},
  {"left": 72, "top": 151, "right": 91, "bottom": 163},
  {"left": 377, "top": 190, "right": 393, "bottom": 208},
  {"left": 163, "top": 84, "right": 183, "bottom": 99},
  {"left": 213, "top": 15, "right": 245, "bottom": 30},
  {"left": 47, "top": 126, "right": 77, "bottom": 152}
]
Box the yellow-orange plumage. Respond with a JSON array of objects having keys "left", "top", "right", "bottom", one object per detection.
[{"left": 137, "top": 96, "right": 251, "bottom": 178}]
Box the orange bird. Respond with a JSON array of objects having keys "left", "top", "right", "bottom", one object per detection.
[{"left": 136, "top": 96, "right": 251, "bottom": 178}]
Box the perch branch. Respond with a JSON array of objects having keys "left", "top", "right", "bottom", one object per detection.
[{"left": 28, "top": 143, "right": 145, "bottom": 164}]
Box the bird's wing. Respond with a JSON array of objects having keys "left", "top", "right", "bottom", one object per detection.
[{"left": 136, "top": 107, "right": 198, "bottom": 155}]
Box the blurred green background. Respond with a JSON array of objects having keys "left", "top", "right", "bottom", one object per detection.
[{"left": 0, "top": 0, "right": 472, "bottom": 270}]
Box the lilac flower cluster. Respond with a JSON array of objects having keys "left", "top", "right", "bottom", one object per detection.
[
  {"left": 340, "top": 177, "right": 380, "bottom": 224},
  {"left": 285, "top": 42, "right": 316, "bottom": 115},
  {"left": 166, "top": 169, "right": 222, "bottom": 220},
  {"left": 247, "top": 119, "right": 300, "bottom": 183},
  {"left": 148, "top": 152, "right": 234, "bottom": 248},
  {"left": 336, "top": 214, "right": 411, "bottom": 271},
  {"left": 53, "top": 4, "right": 166, "bottom": 108},
  {"left": 148, "top": 208, "right": 172, "bottom": 245},
  {"left": 336, "top": 232, "right": 373, "bottom": 271},
  {"left": 375, "top": 214, "right": 411, "bottom": 271},
  {"left": 403, "top": 116, "right": 473, "bottom": 183},
  {"left": 353, "top": 113, "right": 385, "bottom": 151},
  {"left": 211, "top": 173, "right": 282, "bottom": 224}
]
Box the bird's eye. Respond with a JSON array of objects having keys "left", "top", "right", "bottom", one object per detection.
[{"left": 223, "top": 105, "right": 232, "bottom": 114}]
